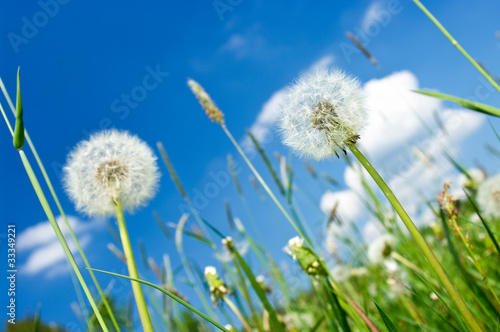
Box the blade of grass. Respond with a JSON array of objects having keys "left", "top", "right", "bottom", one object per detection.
[
  {"left": 374, "top": 302, "right": 399, "bottom": 332},
  {"left": 414, "top": 90, "right": 500, "bottom": 117},
  {"left": 87, "top": 268, "right": 230, "bottom": 332}
]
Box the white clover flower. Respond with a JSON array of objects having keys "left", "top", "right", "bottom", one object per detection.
[
  {"left": 204, "top": 266, "right": 217, "bottom": 276},
  {"left": 288, "top": 236, "right": 304, "bottom": 249},
  {"left": 477, "top": 174, "right": 500, "bottom": 219},
  {"left": 279, "top": 68, "right": 367, "bottom": 160},
  {"left": 63, "top": 130, "right": 160, "bottom": 217},
  {"left": 367, "top": 234, "right": 396, "bottom": 263}
]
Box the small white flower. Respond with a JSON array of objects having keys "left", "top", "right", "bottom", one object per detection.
[
  {"left": 63, "top": 130, "right": 160, "bottom": 217},
  {"left": 256, "top": 275, "right": 265, "bottom": 283},
  {"left": 288, "top": 236, "right": 304, "bottom": 249},
  {"left": 204, "top": 266, "right": 217, "bottom": 276},
  {"left": 279, "top": 68, "right": 367, "bottom": 160},
  {"left": 429, "top": 293, "right": 439, "bottom": 301},
  {"left": 477, "top": 174, "right": 500, "bottom": 219},
  {"left": 367, "top": 234, "right": 396, "bottom": 263}
]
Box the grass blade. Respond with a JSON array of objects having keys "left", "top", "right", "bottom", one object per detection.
[
  {"left": 87, "top": 268, "right": 230, "bottom": 332},
  {"left": 374, "top": 302, "right": 399, "bottom": 332},
  {"left": 414, "top": 90, "right": 500, "bottom": 117}
]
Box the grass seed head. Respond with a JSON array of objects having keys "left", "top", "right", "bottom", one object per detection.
[{"left": 188, "top": 79, "right": 225, "bottom": 125}]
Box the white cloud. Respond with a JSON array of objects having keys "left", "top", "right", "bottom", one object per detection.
[
  {"left": 18, "top": 215, "right": 104, "bottom": 277},
  {"left": 219, "top": 25, "right": 266, "bottom": 59},
  {"left": 22, "top": 235, "right": 91, "bottom": 276}
]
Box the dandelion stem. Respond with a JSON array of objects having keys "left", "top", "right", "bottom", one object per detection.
[
  {"left": 411, "top": 0, "right": 500, "bottom": 94},
  {"left": 348, "top": 143, "right": 483, "bottom": 332},
  {"left": 114, "top": 198, "right": 154, "bottom": 332}
]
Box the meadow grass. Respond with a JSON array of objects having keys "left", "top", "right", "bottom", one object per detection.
[{"left": 4, "top": 3, "right": 500, "bottom": 331}]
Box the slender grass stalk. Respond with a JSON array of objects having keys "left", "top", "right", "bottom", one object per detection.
[
  {"left": 174, "top": 214, "right": 218, "bottom": 319},
  {"left": 411, "top": 0, "right": 500, "bottom": 94},
  {"left": 347, "top": 143, "right": 483, "bottom": 332},
  {"left": 222, "top": 125, "right": 310, "bottom": 246},
  {"left": 18, "top": 150, "right": 109, "bottom": 331},
  {"left": 223, "top": 296, "right": 253, "bottom": 332},
  {"left": 231, "top": 255, "right": 264, "bottom": 332},
  {"left": 0, "top": 76, "right": 121, "bottom": 331},
  {"left": 223, "top": 125, "right": 376, "bottom": 330},
  {"left": 114, "top": 198, "right": 153, "bottom": 332}
]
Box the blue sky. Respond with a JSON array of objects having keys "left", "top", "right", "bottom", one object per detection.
[{"left": 1, "top": 0, "right": 500, "bottom": 329}]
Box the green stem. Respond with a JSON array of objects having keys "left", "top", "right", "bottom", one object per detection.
[
  {"left": 412, "top": 0, "right": 500, "bottom": 94},
  {"left": 232, "top": 258, "right": 263, "bottom": 332},
  {"left": 88, "top": 268, "right": 230, "bottom": 332},
  {"left": 222, "top": 125, "right": 309, "bottom": 247},
  {"left": 0, "top": 78, "right": 121, "bottom": 332},
  {"left": 223, "top": 125, "right": 369, "bottom": 331},
  {"left": 114, "top": 198, "right": 154, "bottom": 332},
  {"left": 348, "top": 143, "right": 483, "bottom": 332}
]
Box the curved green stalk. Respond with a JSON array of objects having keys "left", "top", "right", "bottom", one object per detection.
[
  {"left": 348, "top": 143, "right": 483, "bottom": 332},
  {"left": 0, "top": 77, "right": 121, "bottom": 331},
  {"left": 18, "top": 150, "right": 109, "bottom": 331},
  {"left": 115, "top": 199, "right": 154, "bottom": 332},
  {"left": 87, "top": 268, "right": 230, "bottom": 332},
  {"left": 412, "top": 0, "right": 500, "bottom": 94}
]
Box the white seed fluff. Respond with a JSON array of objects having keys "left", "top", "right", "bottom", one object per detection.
[
  {"left": 279, "top": 68, "right": 367, "bottom": 160},
  {"left": 367, "top": 234, "right": 396, "bottom": 263},
  {"left": 477, "top": 173, "right": 500, "bottom": 219},
  {"left": 63, "top": 130, "right": 160, "bottom": 217}
]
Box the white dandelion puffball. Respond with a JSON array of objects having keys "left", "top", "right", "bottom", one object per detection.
[
  {"left": 367, "top": 234, "right": 396, "bottom": 263},
  {"left": 63, "top": 130, "right": 160, "bottom": 217},
  {"left": 279, "top": 68, "right": 367, "bottom": 160},
  {"left": 477, "top": 173, "right": 500, "bottom": 219}
]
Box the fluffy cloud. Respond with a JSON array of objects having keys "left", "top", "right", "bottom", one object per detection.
[{"left": 18, "top": 216, "right": 104, "bottom": 277}]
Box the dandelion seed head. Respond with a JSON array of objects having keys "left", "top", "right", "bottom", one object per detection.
[
  {"left": 477, "top": 173, "right": 500, "bottom": 219},
  {"left": 63, "top": 129, "right": 160, "bottom": 217},
  {"left": 279, "top": 68, "right": 367, "bottom": 160}
]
